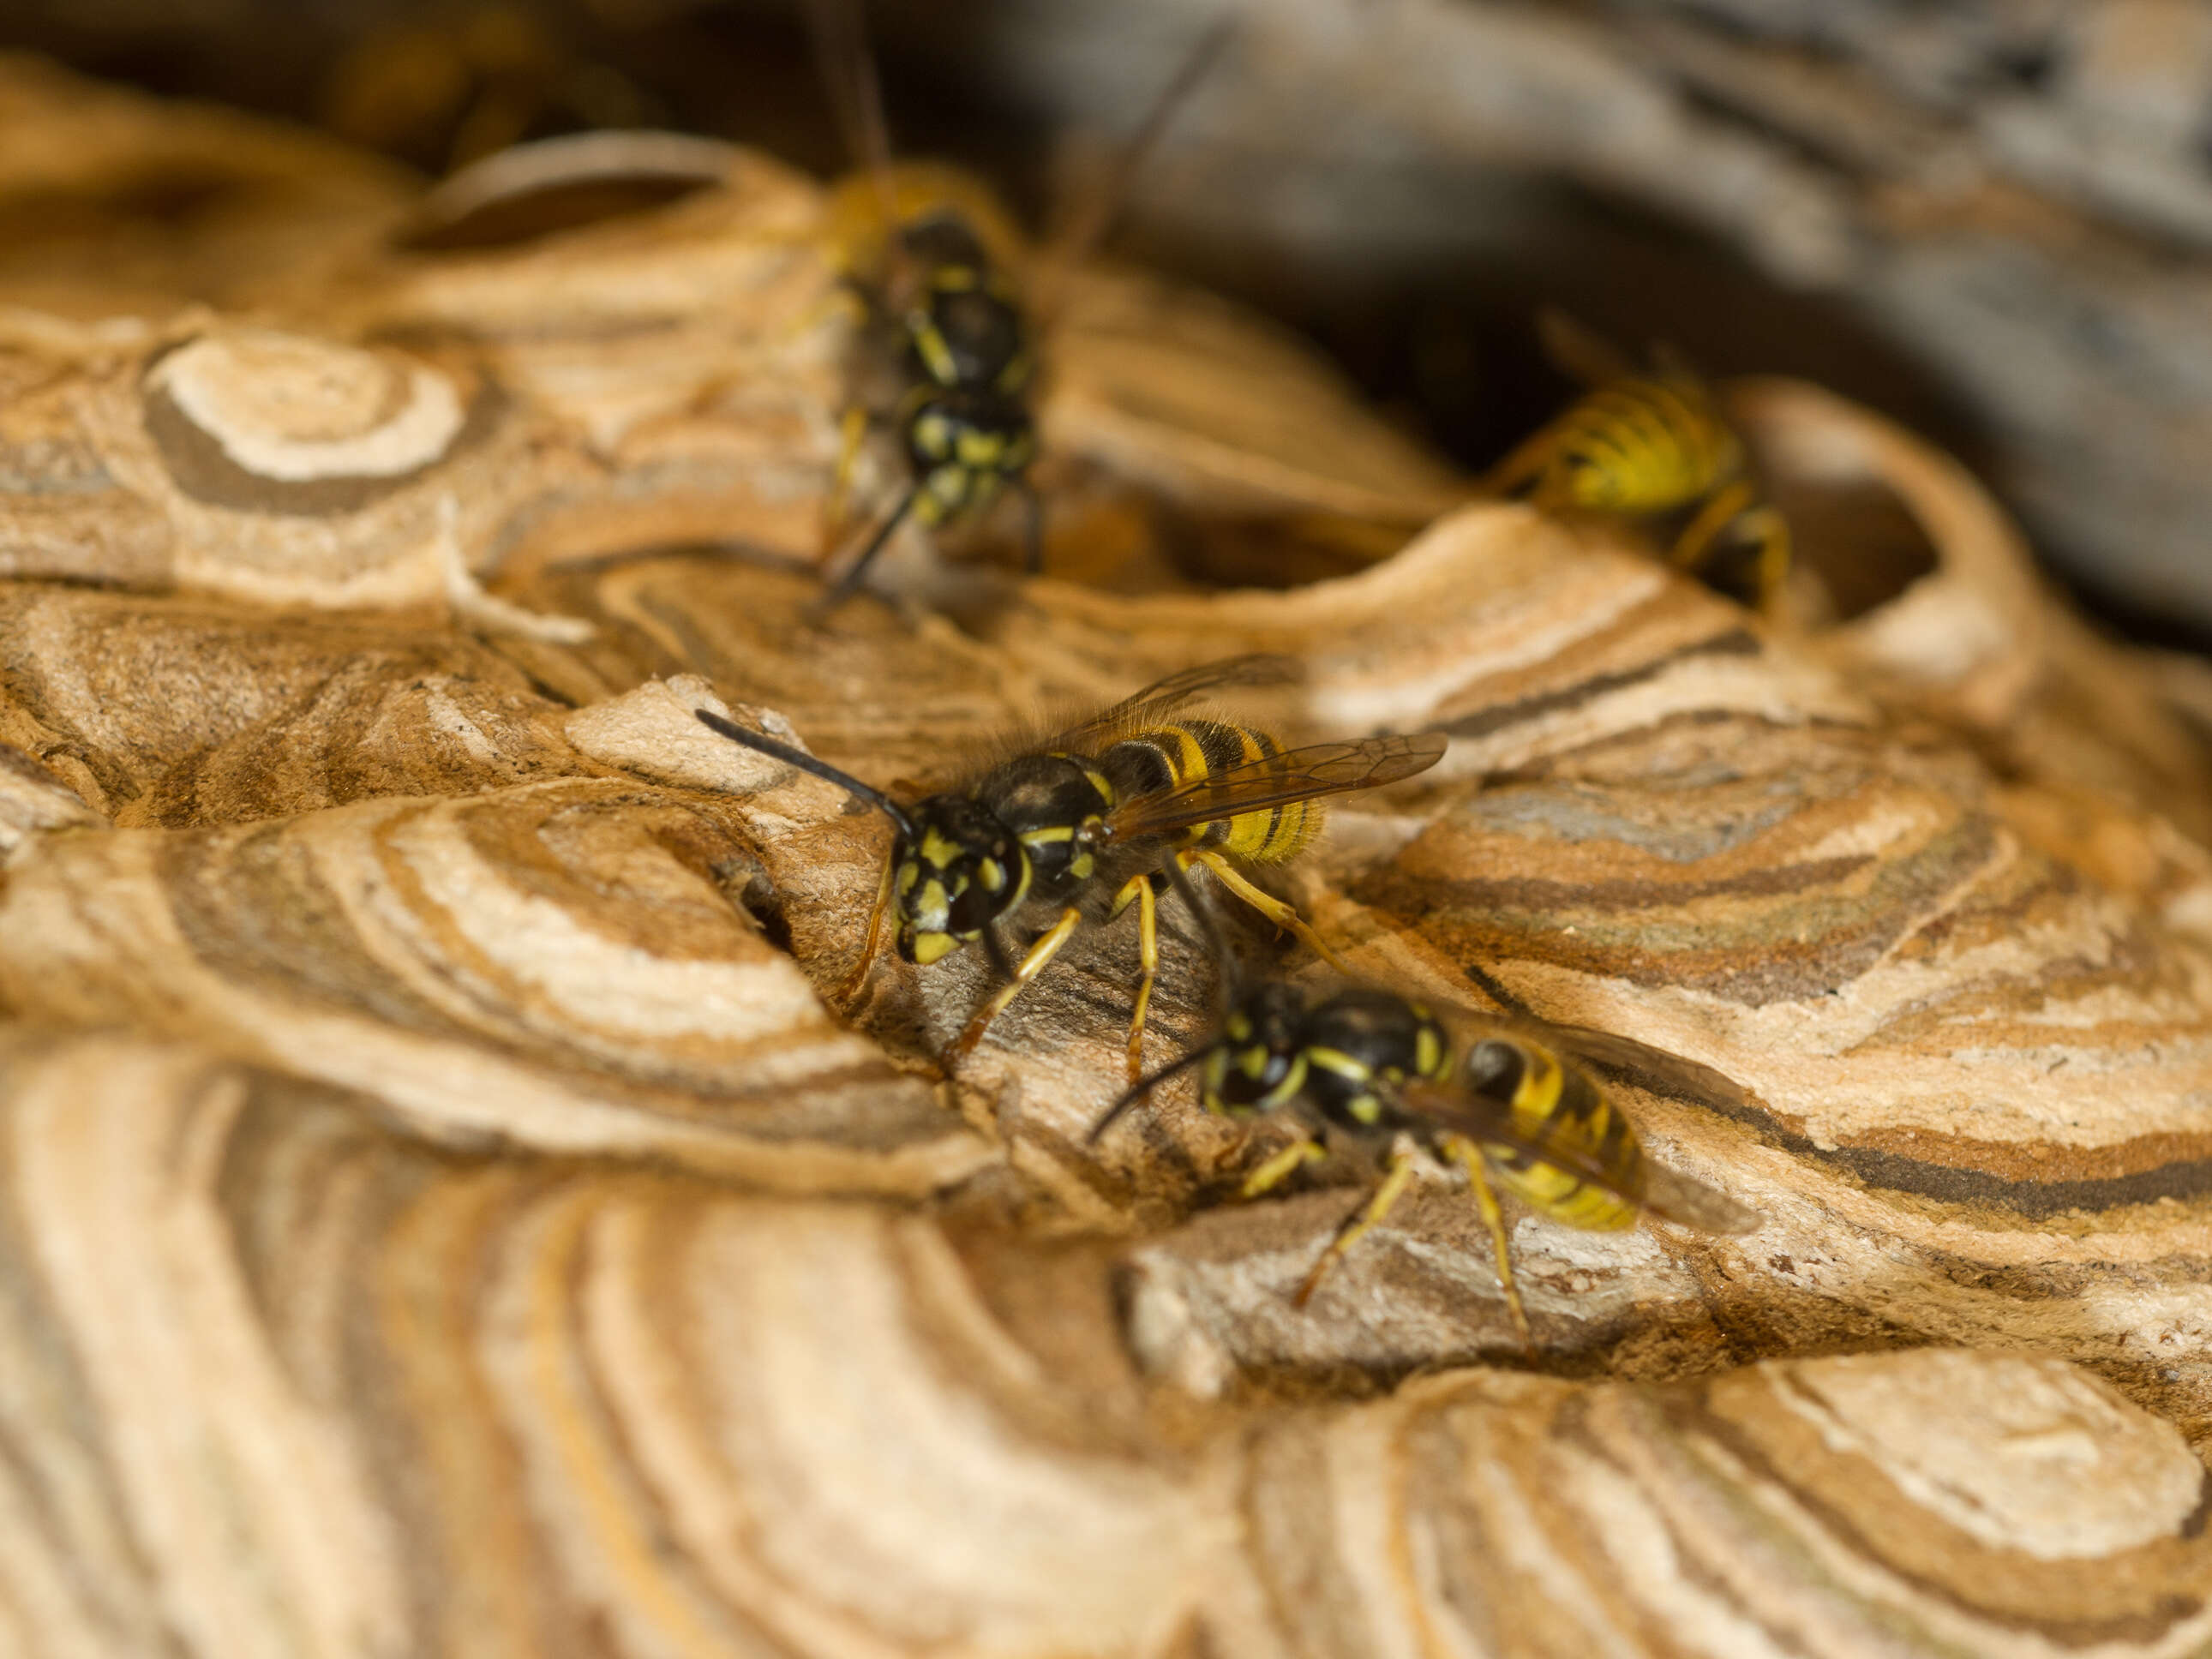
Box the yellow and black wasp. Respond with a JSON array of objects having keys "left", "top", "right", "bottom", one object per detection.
[
  {"left": 696, "top": 658, "right": 1447, "bottom": 1081},
  {"left": 1480, "top": 311, "right": 1791, "bottom": 614},
  {"left": 804, "top": 0, "right": 1229, "bottom": 608},
  {"left": 1092, "top": 977, "right": 1759, "bottom": 1344}
]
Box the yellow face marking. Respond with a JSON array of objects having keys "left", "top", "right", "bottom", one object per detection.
[
  {"left": 1236, "top": 1045, "right": 1270, "bottom": 1081},
  {"left": 920, "top": 830, "right": 962, "bottom": 869},
  {"left": 979, "top": 859, "right": 1004, "bottom": 892},
  {"left": 910, "top": 931, "right": 959, "bottom": 966},
  {"left": 1414, "top": 1025, "right": 1444, "bottom": 1080},
  {"left": 1225, "top": 1013, "right": 1250, "bottom": 1040},
  {"left": 913, "top": 411, "right": 954, "bottom": 459},
  {"left": 1258, "top": 1054, "right": 1309, "bottom": 1110},
  {"left": 896, "top": 861, "right": 920, "bottom": 895},
  {"left": 1345, "top": 1093, "right": 1383, "bottom": 1125},
  {"left": 956, "top": 430, "right": 1007, "bottom": 467}
]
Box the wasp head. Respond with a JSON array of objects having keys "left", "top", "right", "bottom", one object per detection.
[
  {"left": 893, "top": 794, "right": 1031, "bottom": 966},
  {"left": 903, "top": 388, "right": 1037, "bottom": 526},
  {"left": 1203, "top": 981, "right": 1312, "bottom": 1114}
]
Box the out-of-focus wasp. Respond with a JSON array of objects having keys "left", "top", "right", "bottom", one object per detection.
[
  {"left": 1480, "top": 311, "right": 1791, "bottom": 614},
  {"left": 697, "top": 657, "right": 1447, "bottom": 1080},
  {"left": 804, "top": 0, "right": 1230, "bottom": 609},
  {"left": 1092, "top": 977, "right": 1759, "bottom": 1345}
]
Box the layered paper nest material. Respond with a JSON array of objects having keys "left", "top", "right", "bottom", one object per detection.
[{"left": 2, "top": 57, "right": 2211, "bottom": 1659}]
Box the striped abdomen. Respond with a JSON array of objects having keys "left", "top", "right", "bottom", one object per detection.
[
  {"left": 1097, "top": 719, "right": 1320, "bottom": 864},
  {"left": 1467, "top": 1038, "right": 1643, "bottom": 1231},
  {"left": 1533, "top": 375, "right": 1741, "bottom": 515}
]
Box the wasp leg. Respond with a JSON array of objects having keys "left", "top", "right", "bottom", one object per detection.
[
  {"left": 824, "top": 404, "right": 872, "bottom": 550},
  {"left": 1474, "top": 428, "right": 1561, "bottom": 500},
  {"left": 812, "top": 480, "right": 921, "bottom": 618},
  {"left": 1242, "top": 1135, "right": 1325, "bottom": 1200},
  {"left": 1442, "top": 1135, "right": 1534, "bottom": 1351},
  {"left": 1292, "top": 1147, "right": 1418, "bottom": 1308},
  {"left": 1737, "top": 503, "right": 1792, "bottom": 615},
  {"left": 1667, "top": 477, "right": 1756, "bottom": 577},
  {"left": 1112, "top": 873, "right": 1160, "bottom": 1086},
  {"left": 1020, "top": 479, "right": 1046, "bottom": 576},
  {"left": 835, "top": 856, "right": 896, "bottom": 1009},
  {"left": 949, "top": 905, "right": 1083, "bottom": 1068},
  {"left": 1184, "top": 849, "right": 1350, "bottom": 975}
]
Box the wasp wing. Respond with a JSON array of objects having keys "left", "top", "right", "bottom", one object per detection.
[
  {"left": 1511, "top": 1021, "right": 1763, "bottom": 1117},
  {"left": 1103, "top": 731, "right": 1447, "bottom": 842},
  {"left": 1400, "top": 1069, "right": 1759, "bottom": 1236},
  {"left": 1035, "top": 654, "right": 1300, "bottom": 758}
]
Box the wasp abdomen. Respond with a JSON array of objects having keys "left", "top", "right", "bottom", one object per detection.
[
  {"left": 1467, "top": 1038, "right": 1643, "bottom": 1231},
  {"left": 1100, "top": 720, "right": 1321, "bottom": 864},
  {"left": 1544, "top": 377, "right": 1741, "bottom": 514}
]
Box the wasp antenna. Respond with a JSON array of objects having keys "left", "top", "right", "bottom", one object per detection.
[
  {"left": 1087, "top": 1045, "right": 1211, "bottom": 1146},
  {"left": 693, "top": 709, "right": 916, "bottom": 837},
  {"left": 1035, "top": 16, "right": 1237, "bottom": 317},
  {"left": 813, "top": 479, "right": 920, "bottom": 615},
  {"left": 804, "top": 0, "right": 901, "bottom": 235}
]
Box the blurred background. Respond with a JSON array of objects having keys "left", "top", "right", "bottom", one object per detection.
[{"left": 3, "top": 0, "right": 2209, "bottom": 646}]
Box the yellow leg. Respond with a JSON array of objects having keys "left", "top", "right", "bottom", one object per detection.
[
  {"left": 1293, "top": 1148, "right": 1418, "bottom": 1308},
  {"left": 1120, "top": 875, "right": 1160, "bottom": 1086},
  {"left": 1739, "top": 505, "right": 1792, "bottom": 614},
  {"left": 1474, "top": 429, "right": 1560, "bottom": 499},
  {"left": 949, "top": 906, "right": 1082, "bottom": 1068},
  {"left": 1668, "top": 477, "right": 1755, "bottom": 574},
  {"left": 824, "top": 404, "right": 871, "bottom": 553},
  {"left": 1242, "top": 1135, "right": 1324, "bottom": 1199},
  {"left": 1444, "top": 1135, "right": 1534, "bottom": 1351},
  {"left": 1186, "top": 849, "right": 1350, "bottom": 974},
  {"left": 836, "top": 857, "right": 896, "bottom": 1009}
]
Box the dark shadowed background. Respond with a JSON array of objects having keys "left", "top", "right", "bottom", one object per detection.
[{"left": 5, "top": 0, "right": 2208, "bottom": 645}]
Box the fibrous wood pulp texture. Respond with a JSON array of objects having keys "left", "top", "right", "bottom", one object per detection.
[{"left": 1, "top": 57, "right": 2211, "bottom": 1659}]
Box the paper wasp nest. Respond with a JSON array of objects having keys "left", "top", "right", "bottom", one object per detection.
[{"left": 0, "top": 54, "right": 2209, "bottom": 1659}]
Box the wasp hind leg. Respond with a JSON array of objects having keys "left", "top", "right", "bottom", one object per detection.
[
  {"left": 1442, "top": 1135, "right": 1535, "bottom": 1351},
  {"left": 1292, "top": 1147, "right": 1418, "bottom": 1309},
  {"left": 948, "top": 905, "right": 1083, "bottom": 1069},
  {"left": 1184, "top": 849, "right": 1351, "bottom": 975},
  {"left": 1667, "top": 477, "right": 1755, "bottom": 577},
  {"left": 1110, "top": 873, "right": 1164, "bottom": 1086}
]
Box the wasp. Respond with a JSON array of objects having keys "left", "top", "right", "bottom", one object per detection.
[
  {"left": 1479, "top": 311, "right": 1791, "bottom": 614},
  {"left": 1093, "top": 978, "right": 1759, "bottom": 1345},
  {"left": 696, "top": 658, "right": 1447, "bottom": 1081},
  {"left": 805, "top": 0, "right": 1229, "bottom": 609}
]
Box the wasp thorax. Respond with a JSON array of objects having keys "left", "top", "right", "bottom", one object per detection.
[
  {"left": 1464, "top": 1039, "right": 1527, "bottom": 1102},
  {"left": 894, "top": 795, "right": 1029, "bottom": 966}
]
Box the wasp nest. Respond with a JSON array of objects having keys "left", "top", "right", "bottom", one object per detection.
[{"left": 1, "top": 54, "right": 2210, "bottom": 1659}]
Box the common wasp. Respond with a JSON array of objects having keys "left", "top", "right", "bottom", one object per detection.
[
  {"left": 804, "top": 0, "right": 1228, "bottom": 609},
  {"left": 1481, "top": 311, "right": 1791, "bottom": 614},
  {"left": 1093, "top": 977, "right": 1759, "bottom": 1345},
  {"left": 697, "top": 657, "right": 1447, "bottom": 1081}
]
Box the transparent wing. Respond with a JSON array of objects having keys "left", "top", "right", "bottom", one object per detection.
[
  {"left": 1037, "top": 654, "right": 1300, "bottom": 758},
  {"left": 1103, "top": 731, "right": 1447, "bottom": 841},
  {"left": 1400, "top": 1075, "right": 1759, "bottom": 1234}
]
